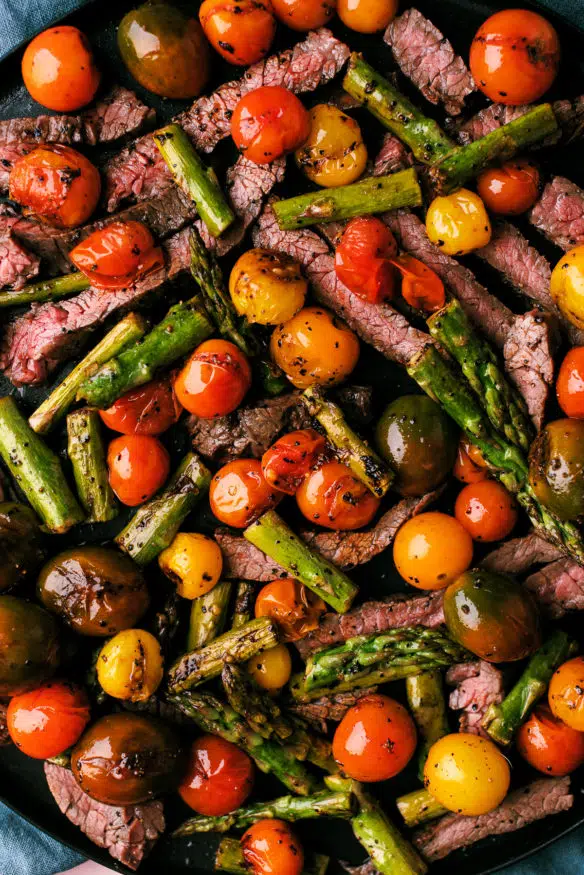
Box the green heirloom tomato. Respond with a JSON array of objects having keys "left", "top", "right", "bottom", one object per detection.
[
  {"left": 0, "top": 596, "right": 60, "bottom": 695},
  {"left": 529, "top": 419, "right": 584, "bottom": 521},
  {"left": 0, "top": 502, "right": 45, "bottom": 592}
]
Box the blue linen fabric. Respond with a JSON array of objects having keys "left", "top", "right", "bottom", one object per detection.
[{"left": 0, "top": 0, "right": 583, "bottom": 872}]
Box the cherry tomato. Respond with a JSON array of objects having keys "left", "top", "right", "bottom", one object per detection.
[
  {"left": 271, "top": 0, "right": 335, "bottom": 31},
  {"left": 333, "top": 694, "right": 416, "bottom": 782},
  {"left": 296, "top": 461, "right": 380, "bottom": 531},
  {"left": 9, "top": 145, "right": 101, "bottom": 229},
  {"left": 7, "top": 681, "right": 90, "bottom": 759},
  {"left": 453, "top": 437, "right": 489, "bottom": 484},
  {"left": 392, "top": 254, "right": 445, "bottom": 313},
  {"left": 231, "top": 86, "right": 310, "bottom": 165},
  {"left": 178, "top": 735, "right": 254, "bottom": 815},
  {"left": 550, "top": 246, "right": 584, "bottom": 331},
  {"left": 99, "top": 376, "right": 182, "bottom": 436},
  {"left": 107, "top": 435, "right": 170, "bottom": 506},
  {"left": 242, "top": 819, "right": 304, "bottom": 875},
  {"left": 470, "top": 9, "right": 560, "bottom": 105},
  {"left": 517, "top": 704, "right": 584, "bottom": 776},
  {"left": 477, "top": 159, "right": 541, "bottom": 216},
  {"left": 175, "top": 339, "right": 252, "bottom": 419},
  {"left": 210, "top": 459, "right": 282, "bottom": 528},
  {"left": 255, "top": 579, "right": 326, "bottom": 642},
  {"left": 338, "top": 0, "right": 398, "bottom": 33},
  {"left": 549, "top": 656, "right": 584, "bottom": 731},
  {"left": 22, "top": 26, "right": 100, "bottom": 112},
  {"left": 557, "top": 347, "right": 584, "bottom": 418},
  {"left": 261, "top": 429, "right": 327, "bottom": 495},
  {"left": 393, "top": 511, "right": 473, "bottom": 590},
  {"left": 199, "top": 0, "right": 276, "bottom": 66},
  {"left": 248, "top": 644, "right": 292, "bottom": 691},
  {"left": 454, "top": 480, "right": 518, "bottom": 542},
  {"left": 335, "top": 216, "right": 398, "bottom": 304},
  {"left": 69, "top": 221, "right": 164, "bottom": 290},
  {"left": 426, "top": 189, "right": 491, "bottom": 256}
]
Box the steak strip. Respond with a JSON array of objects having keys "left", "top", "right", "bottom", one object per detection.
[
  {"left": 288, "top": 688, "right": 379, "bottom": 734},
  {"left": 446, "top": 661, "right": 504, "bottom": 737},
  {"left": 481, "top": 532, "right": 564, "bottom": 576},
  {"left": 529, "top": 176, "right": 584, "bottom": 251},
  {"left": 451, "top": 96, "right": 584, "bottom": 147},
  {"left": 524, "top": 558, "right": 584, "bottom": 618},
  {"left": 0, "top": 216, "right": 40, "bottom": 289},
  {"left": 502, "top": 310, "right": 555, "bottom": 431}
]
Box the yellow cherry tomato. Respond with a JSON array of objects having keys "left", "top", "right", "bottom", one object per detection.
[
  {"left": 393, "top": 511, "right": 473, "bottom": 590},
  {"left": 550, "top": 246, "right": 584, "bottom": 330},
  {"left": 426, "top": 189, "right": 492, "bottom": 256},
  {"left": 270, "top": 306, "right": 360, "bottom": 389},
  {"left": 338, "top": 0, "right": 398, "bottom": 33},
  {"left": 549, "top": 656, "right": 584, "bottom": 731},
  {"left": 97, "top": 629, "right": 163, "bottom": 702},
  {"left": 248, "top": 644, "right": 292, "bottom": 691},
  {"left": 229, "top": 249, "right": 307, "bottom": 326},
  {"left": 424, "top": 733, "right": 510, "bottom": 816},
  {"left": 295, "top": 104, "right": 368, "bottom": 188},
  {"left": 158, "top": 533, "right": 223, "bottom": 599}
]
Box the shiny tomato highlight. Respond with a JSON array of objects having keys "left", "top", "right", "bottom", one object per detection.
[
  {"left": 175, "top": 339, "right": 252, "bottom": 419},
  {"left": 549, "top": 656, "right": 584, "bottom": 731},
  {"left": 99, "top": 376, "right": 182, "bottom": 435},
  {"left": 296, "top": 461, "right": 380, "bottom": 530},
  {"left": 517, "top": 704, "right": 584, "bottom": 776},
  {"left": 255, "top": 579, "right": 326, "bottom": 642},
  {"left": 178, "top": 735, "right": 254, "bottom": 815},
  {"left": 242, "top": 819, "right": 304, "bottom": 875},
  {"left": 107, "top": 434, "right": 170, "bottom": 506},
  {"left": 453, "top": 437, "right": 489, "bottom": 484},
  {"left": 477, "top": 159, "right": 540, "bottom": 216},
  {"left": 231, "top": 86, "right": 311, "bottom": 165},
  {"left": 392, "top": 254, "right": 445, "bottom": 313},
  {"left": 199, "top": 0, "right": 276, "bottom": 66},
  {"left": 557, "top": 347, "right": 584, "bottom": 418},
  {"left": 7, "top": 681, "right": 91, "bottom": 759},
  {"left": 261, "top": 429, "right": 327, "bottom": 494},
  {"left": 335, "top": 216, "right": 398, "bottom": 303},
  {"left": 22, "top": 26, "right": 100, "bottom": 111},
  {"left": 69, "top": 221, "right": 164, "bottom": 289},
  {"left": 454, "top": 480, "right": 518, "bottom": 542},
  {"left": 210, "top": 459, "right": 282, "bottom": 528}
]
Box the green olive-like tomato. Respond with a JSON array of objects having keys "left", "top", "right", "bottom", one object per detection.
[
  {"left": 37, "top": 546, "right": 149, "bottom": 637},
  {"left": 0, "top": 596, "right": 60, "bottom": 696},
  {"left": 528, "top": 419, "right": 584, "bottom": 521},
  {"left": 375, "top": 395, "right": 458, "bottom": 496},
  {"left": 118, "top": 3, "right": 210, "bottom": 99},
  {"left": 0, "top": 502, "right": 45, "bottom": 593},
  {"left": 444, "top": 570, "right": 541, "bottom": 663},
  {"left": 71, "top": 712, "right": 183, "bottom": 805}
]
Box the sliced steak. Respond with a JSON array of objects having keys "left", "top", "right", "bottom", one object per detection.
[
  {"left": 481, "top": 532, "right": 564, "bottom": 576},
  {"left": 446, "top": 661, "right": 504, "bottom": 736},
  {"left": 373, "top": 134, "right": 413, "bottom": 176},
  {"left": 215, "top": 529, "right": 288, "bottom": 582},
  {"left": 502, "top": 310, "right": 555, "bottom": 430},
  {"left": 45, "top": 763, "right": 164, "bottom": 871},
  {"left": 287, "top": 688, "right": 378, "bottom": 733},
  {"left": 529, "top": 176, "right": 584, "bottom": 251},
  {"left": 524, "top": 559, "right": 584, "bottom": 618},
  {"left": 384, "top": 8, "right": 475, "bottom": 115},
  {"left": 341, "top": 862, "right": 378, "bottom": 875},
  {"left": 0, "top": 703, "right": 10, "bottom": 745},
  {"left": 414, "top": 777, "right": 573, "bottom": 862},
  {"left": 0, "top": 216, "right": 40, "bottom": 289},
  {"left": 452, "top": 96, "right": 584, "bottom": 146}
]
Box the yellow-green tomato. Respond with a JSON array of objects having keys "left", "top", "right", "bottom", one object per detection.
[
  {"left": 158, "top": 533, "right": 223, "bottom": 600},
  {"left": 426, "top": 189, "right": 492, "bottom": 256},
  {"left": 424, "top": 733, "right": 511, "bottom": 816},
  {"left": 295, "top": 104, "right": 368, "bottom": 188},
  {"left": 229, "top": 249, "right": 307, "bottom": 325},
  {"left": 97, "top": 629, "right": 163, "bottom": 702},
  {"left": 248, "top": 644, "right": 292, "bottom": 691},
  {"left": 550, "top": 245, "right": 584, "bottom": 330}
]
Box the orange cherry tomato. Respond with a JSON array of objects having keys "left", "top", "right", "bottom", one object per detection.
[
  {"left": 175, "top": 339, "right": 252, "bottom": 419},
  {"left": 296, "top": 461, "right": 380, "bottom": 531},
  {"left": 7, "top": 681, "right": 91, "bottom": 759},
  {"left": 470, "top": 9, "right": 560, "bottom": 105},
  {"left": 332, "top": 694, "right": 417, "bottom": 782},
  {"left": 261, "top": 429, "right": 327, "bottom": 495},
  {"left": 517, "top": 704, "right": 584, "bottom": 776},
  {"left": 178, "top": 735, "right": 254, "bottom": 815},
  {"left": 242, "top": 819, "right": 304, "bottom": 875},
  {"left": 99, "top": 376, "right": 182, "bottom": 436},
  {"left": 335, "top": 216, "right": 398, "bottom": 304},
  {"left": 231, "top": 86, "right": 311, "bottom": 165},
  {"left": 69, "top": 221, "right": 164, "bottom": 290},
  {"left": 199, "top": 0, "right": 276, "bottom": 66},
  {"left": 338, "top": 0, "right": 398, "bottom": 33},
  {"left": 107, "top": 435, "right": 170, "bottom": 506},
  {"left": 453, "top": 437, "right": 489, "bottom": 484},
  {"left": 22, "top": 26, "right": 100, "bottom": 112},
  {"left": 393, "top": 511, "right": 473, "bottom": 590},
  {"left": 9, "top": 145, "right": 101, "bottom": 229},
  {"left": 549, "top": 656, "right": 584, "bottom": 731},
  {"left": 454, "top": 480, "right": 518, "bottom": 543},
  {"left": 557, "top": 347, "right": 584, "bottom": 418},
  {"left": 210, "top": 459, "right": 282, "bottom": 528},
  {"left": 270, "top": 0, "right": 335, "bottom": 31},
  {"left": 255, "top": 579, "right": 326, "bottom": 642},
  {"left": 392, "top": 254, "right": 445, "bottom": 313},
  {"left": 477, "top": 159, "right": 541, "bottom": 216}
]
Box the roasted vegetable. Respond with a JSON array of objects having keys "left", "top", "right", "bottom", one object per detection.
[
  {"left": 550, "top": 246, "right": 584, "bottom": 330},
  {"left": 231, "top": 87, "right": 309, "bottom": 165},
  {"left": 215, "top": 838, "right": 329, "bottom": 875},
  {"left": 0, "top": 271, "right": 89, "bottom": 309},
  {"left": 396, "top": 788, "right": 448, "bottom": 829},
  {"left": 248, "top": 644, "right": 293, "bottom": 692},
  {"left": 229, "top": 249, "right": 307, "bottom": 326},
  {"left": 0, "top": 503, "right": 46, "bottom": 593},
  {"left": 297, "top": 461, "right": 381, "bottom": 531},
  {"left": 188, "top": 581, "right": 233, "bottom": 651},
  {"left": 199, "top": 0, "right": 276, "bottom": 66},
  {"left": 295, "top": 104, "right": 368, "bottom": 188},
  {"left": 406, "top": 671, "right": 449, "bottom": 780},
  {"left": 22, "top": 25, "right": 100, "bottom": 112},
  {"left": 426, "top": 189, "right": 492, "bottom": 256},
  {"left": 529, "top": 419, "right": 584, "bottom": 521},
  {"left": 67, "top": 408, "right": 118, "bottom": 522},
  {"left": 159, "top": 533, "right": 223, "bottom": 600},
  {"left": 96, "top": 629, "right": 163, "bottom": 702},
  {"left": 175, "top": 339, "right": 252, "bottom": 418},
  {"left": 0, "top": 596, "right": 60, "bottom": 696},
  {"left": 393, "top": 512, "right": 473, "bottom": 590}
]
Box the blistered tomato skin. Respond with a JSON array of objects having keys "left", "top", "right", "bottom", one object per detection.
[
  {"left": 229, "top": 249, "right": 307, "bottom": 326},
  {"left": 550, "top": 246, "right": 584, "bottom": 330},
  {"left": 248, "top": 644, "right": 292, "bottom": 691},
  {"left": 107, "top": 435, "right": 170, "bottom": 507},
  {"left": 517, "top": 704, "right": 584, "bottom": 776},
  {"left": 0, "top": 597, "right": 60, "bottom": 696},
  {"left": 97, "top": 629, "right": 163, "bottom": 703},
  {"left": 393, "top": 512, "right": 473, "bottom": 590},
  {"left": 261, "top": 429, "right": 327, "bottom": 495},
  {"left": 210, "top": 459, "right": 282, "bottom": 529},
  {"left": 426, "top": 189, "right": 491, "bottom": 256},
  {"left": 255, "top": 579, "right": 326, "bottom": 642},
  {"left": 179, "top": 735, "right": 254, "bottom": 815},
  {"left": 338, "top": 0, "right": 398, "bottom": 33},
  {"left": 99, "top": 377, "right": 182, "bottom": 436},
  {"left": 158, "top": 533, "right": 223, "bottom": 599},
  {"left": 335, "top": 216, "right": 397, "bottom": 304},
  {"left": 296, "top": 461, "right": 380, "bottom": 531},
  {"left": 528, "top": 419, "right": 584, "bottom": 521},
  {"left": 199, "top": 0, "right": 276, "bottom": 66},
  {"left": 477, "top": 159, "right": 540, "bottom": 216},
  {"left": 454, "top": 480, "right": 518, "bottom": 542},
  {"left": 7, "top": 681, "right": 90, "bottom": 759},
  {"left": 295, "top": 105, "right": 368, "bottom": 188},
  {"left": 231, "top": 87, "right": 310, "bottom": 165},
  {"left": 69, "top": 221, "right": 164, "bottom": 290},
  {"left": 557, "top": 348, "right": 584, "bottom": 418},
  {"left": 549, "top": 656, "right": 584, "bottom": 731},
  {"left": 271, "top": 0, "right": 335, "bottom": 31},
  {"left": 175, "top": 339, "right": 252, "bottom": 420},
  {"left": 22, "top": 26, "right": 100, "bottom": 111},
  {"left": 453, "top": 437, "right": 489, "bottom": 484},
  {"left": 242, "top": 819, "right": 304, "bottom": 875}
]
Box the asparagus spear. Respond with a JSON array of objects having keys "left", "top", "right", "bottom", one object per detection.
[
  {"left": 273, "top": 169, "right": 423, "bottom": 231},
  {"left": 29, "top": 314, "right": 147, "bottom": 434},
  {"left": 215, "top": 838, "right": 329, "bottom": 875},
  {"left": 77, "top": 296, "right": 214, "bottom": 409},
  {"left": 188, "top": 581, "right": 233, "bottom": 651},
  {"left": 0, "top": 397, "right": 84, "bottom": 533},
  {"left": 232, "top": 581, "right": 256, "bottom": 629},
  {"left": 116, "top": 452, "right": 212, "bottom": 565},
  {"left": 0, "top": 271, "right": 90, "bottom": 309},
  {"left": 66, "top": 408, "right": 118, "bottom": 523},
  {"left": 302, "top": 387, "right": 393, "bottom": 498},
  {"left": 154, "top": 124, "right": 235, "bottom": 237},
  {"left": 396, "top": 788, "right": 448, "bottom": 829},
  {"left": 482, "top": 629, "right": 577, "bottom": 746},
  {"left": 244, "top": 510, "right": 358, "bottom": 614},
  {"left": 405, "top": 671, "right": 449, "bottom": 781}
]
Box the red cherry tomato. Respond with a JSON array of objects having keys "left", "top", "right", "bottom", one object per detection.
[
  {"left": 22, "top": 26, "right": 100, "bottom": 112},
  {"left": 254, "top": 579, "right": 326, "bottom": 642},
  {"left": 210, "top": 459, "right": 282, "bottom": 528},
  {"left": 477, "top": 160, "right": 541, "bottom": 216},
  {"left": 261, "top": 429, "right": 327, "bottom": 495},
  {"left": 392, "top": 254, "right": 445, "bottom": 313},
  {"left": 175, "top": 339, "right": 252, "bottom": 419},
  {"left": 231, "top": 86, "right": 311, "bottom": 165},
  {"left": 178, "top": 735, "right": 254, "bottom": 815},
  {"left": 242, "top": 819, "right": 304, "bottom": 875},
  {"left": 332, "top": 694, "right": 417, "bottom": 782},
  {"left": 335, "top": 216, "right": 398, "bottom": 304},
  {"left": 296, "top": 460, "right": 380, "bottom": 530},
  {"left": 453, "top": 437, "right": 490, "bottom": 484},
  {"left": 99, "top": 376, "right": 182, "bottom": 436},
  {"left": 107, "top": 435, "right": 170, "bottom": 506},
  {"left": 517, "top": 704, "right": 584, "bottom": 776},
  {"left": 7, "top": 681, "right": 91, "bottom": 759},
  {"left": 69, "top": 221, "right": 164, "bottom": 290},
  {"left": 454, "top": 479, "right": 518, "bottom": 542},
  {"left": 557, "top": 347, "right": 584, "bottom": 418}
]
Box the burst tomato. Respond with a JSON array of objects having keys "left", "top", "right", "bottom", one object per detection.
[
  {"left": 477, "top": 159, "right": 541, "bottom": 216},
  {"left": 453, "top": 437, "right": 489, "bottom": 484},
  {"left": 210, "top": 459, "right": 282, "bottom": 528},
  {"left": 99, "top": 376, "right": 182, "bottom": 435},
  {"left": 517, "top": 704, "right": 584, "bottom": 776},
  {"left": 261, "top": 429, "right": 327, "bottom": 494},
  {"left": 255, "top": 579, "right": 326, "bottom": 642},
  {"left": 178, "top": 735, "right": 254, "bottom": 815},
  {"left": 392, "top": 254, "right": 445, "bottom": 313},
  {"left": 107, "top": 435, "right": 170, "bottom": 506},
  {"left": 199, "top": 0, "right": 276, "bottom": 65},
  {"left": 22, "top": 26, "right": 100, "bottom": 111},
  {"left": 454, "top": 480, "right": 518, "bottom": 542},
  {"left": 231, "top": 86, "right": 311, "bottom": 165},
  {"left": 7, "top": 681, "right": 91, "bottom": 759},
  {"left": 557, "top": 347, "right": 584, "bottom": 418},
  {"left": 296, "top": 461, "right": 380, "bottom": 530},
  {"left": 242, "top": 819, "right": 304, "bottom": 875},
  {"left": 175, "top": 339, "right": 252, "bottom": 419},
  {"left": 335, "top": 216, "right": 398, "bottom": 304},
  {"left": 69, "top": 221, "right": 164, "bottom": 289}
]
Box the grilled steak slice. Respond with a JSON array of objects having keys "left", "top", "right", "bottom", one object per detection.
[
  {"left": 215, "top": 529, "right": 288, "bottom": 582},
  {"left": 446, "top": 661, "right": 504, "bottom": 737},
  {"left": 452, "top": 96, "right": 584, "bottom": 146},
  {"left": 524, "top": 559, "right": 584, "bottom": 618},
  {"left": 373, "top": 133, "right": 413, "bottom": 176},
  {"left": 414, "top": 777, "right": 573, "bottom": 862},
  {"left": 529, "top": 176, "right": 584, "bottom": 251},
  {"left": 384, "top": 8, "right": 475, "bottom": 115},
  {"left": 502, "top": 310, "right": 555, "bottom": 430},
  {"left": 287, "top": 689, "right": 378, "bottom": 733},
  {"left": 45, "top": 763, "right": 164, "bottom": 871},
  {"left": 0, "top": 216, "right": 40, "bottom": 289},
  {"left": 481, "top": 532, "right": 564, "bottom": 575},
  {"left": 341, "top": 862, "right": 378, "bottom": 875},
  {"left": 0, "top": 703, "right": 10, "bottom": 746}
]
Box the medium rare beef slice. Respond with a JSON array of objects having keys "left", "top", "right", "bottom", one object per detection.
[
  {"left": 529, "top": 176, "right": 584, "bottom": 251},
  {"left": 481, "top": 532, "right": 564, "bottom": 576},
  {"left": 525, "top": 559, "right": 584, "bottom": 618},
  {"left": 477, "top": 223, "right": 554, "bottom": 314},
  {"left": 288, "top": 688, "right": 379, "bottom": 733},
  {"left": 215, "top": 529, "right": 288, "bottom": 581},
  {"left": 341, "top": 859, "right": 379, "bottom": 875},
  {"left": 373, "top": 134, "right": 413, "bottom": 176},
  {"left": 452, "top": 96, "right": 584, "bottom": 146},
  {"left": 45, "top": 763, "right": 164, "bottom": 870},
  {"left": 0, "top": 217, "right": 40, "bottom": 290},
  {"left": 414, "top": 777, "right": 573, "bottom": 861},
  {"left": 446, "top": 661, "right": 504, "bottom": 736},
  {"left": 385, "top": 8, "right": 475, "bottom": 115},
  {"left": 503, "top": 311, "right": 555, "bottom": 430}
]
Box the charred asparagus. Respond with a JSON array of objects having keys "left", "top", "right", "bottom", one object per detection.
[
  {"left": 188, "top": 581, "right": 233, "bottom": 651},
  {"left": 66, "top": 408, "right": 118, "bottom": 523}
]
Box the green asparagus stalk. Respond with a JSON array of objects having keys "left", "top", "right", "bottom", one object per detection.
[
  {"left": 0, "top": 271, "right": 90, "bottom": 308},
  {"left": 77, "top": 296, "right": 214, "bottom": 409},
  {"left": 66, "top": 408, "right": 118, "bottom": 523},
  {"left": 154, "top": 124, "right": 235, "bottom": 237},
  {"left": 0, "top": 397, "right": 84, "bottom": 533},
  {"left": 396, "top": 788, "right": 448, "bottom": 829},
  {"left": 170, "top": 691, "right": 322, "bottom": 796},
  {"left": 188, "top": 581, "right": 232, "bottom": 651},
  {"left": 244, "top": 511, "right": 358, "bottom": 614},
  {"left": 482, "top": 629, "right": 577, "bottom": 746},
  {"left": 273, "top": 169, "right": 422, "bottom": 231},
  {"left": 405, "top": 671, "right": 449, "bottom": 781},
  {"left": 116, "top": 452, "right": 212, "bottom": 565},
  {"left": 232, "top": 581, "right": 256, "bottom": 629},
  {"left": 302, "top": 387, "right": 393, "bottom": 497},
  {"left": 29, "top": 314, "right": 147, "bottom": 434},
  {"left": 342, "top": 54, "right": 456, "bottom": 164},
  {"left": 255, "top": 359, "right": 289, "bottom": 397},
  {"left": 215, "top": 838, "right": 329, "bottom": 875}
]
